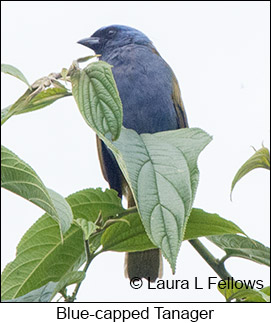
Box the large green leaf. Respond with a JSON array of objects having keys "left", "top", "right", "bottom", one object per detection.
[
  {"left": 2, "top": 271, "right": 85, "bottom": 302},
  {"left": 101, "top": 208, "right": 245, "bottom": 253},
  {"left": 71, "top": 61, "right": 123, "bottom": 141},
  {"left": 101, "top": 127, "right": 212, "bottom": 272},
  {"left": 1, "top": 215, "right": 84, "bottom": 300},
  {"left": 2, "top": 282, "right": 58, "bottom": 303},
  {"left": 1, "top": 188, "right": 123, "bottom": 300},
  {"left": 1, "top": 145, "right": 72, "bottom": 235},
  {"left": 208, "top": 234, "right": 270, "bottom": 266},
  {"left": 231, "top": 146, "right": 270, "bottom": 198},
  {"left": 1, "top": 63, "right": 31, "bottom": 88}
]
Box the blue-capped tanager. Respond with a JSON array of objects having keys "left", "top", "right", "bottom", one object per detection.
[{"left": 78, "top": 25, "right": 188, "bottom": 282}]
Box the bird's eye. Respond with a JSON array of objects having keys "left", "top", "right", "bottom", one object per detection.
[{"left": 107, "top": 29, "right": 116, "bottom": 36}]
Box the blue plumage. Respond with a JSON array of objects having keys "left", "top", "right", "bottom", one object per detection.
[{"left": 107, "top": 45, "right": 179, "bottom": 134}]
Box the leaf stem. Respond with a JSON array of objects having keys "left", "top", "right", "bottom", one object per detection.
[
  {"left": 117, "top": 206, "right": 138, "bottom": 218},
  {"left": 68, "top": 240, "right": 96, "bottom": 302},
  {"left": 189, "top": 239, "right": 233, "bottom": 280}
]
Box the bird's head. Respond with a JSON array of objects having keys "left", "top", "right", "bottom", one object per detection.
[{"left": 77, "top": 25, "right": 153, "bottom": 55}]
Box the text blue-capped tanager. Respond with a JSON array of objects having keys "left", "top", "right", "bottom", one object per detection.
[{"left": 78, "top": 25, "right": 188, "bottom": 282}]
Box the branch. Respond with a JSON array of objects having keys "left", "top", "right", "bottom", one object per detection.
[{"left": 189, "top": 238, "right": 233, "bottom": 280}]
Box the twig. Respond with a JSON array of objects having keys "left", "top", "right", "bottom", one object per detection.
[
  {"left": 189, "top": 238, "right": 233, "bottom": 280},
  {"left": 219, "top": 254, "right": 231, "bottom": 265},
  {"left": 67, "top": 240, "right": 96, "bottom": 302}
]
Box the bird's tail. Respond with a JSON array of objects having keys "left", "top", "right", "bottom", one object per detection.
[
  {"left": 124, "top": 188, "right": 163, "bottom": 282},
  {"left": 124, "top": 249, "right": 163, "bottom": 282}
]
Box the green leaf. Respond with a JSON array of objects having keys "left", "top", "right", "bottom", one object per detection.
[
  {"left": 1, "top": 106, "right": 11, "bottom": 122},
  {"left": 75, "top": 218, "right": 98, "bottom": 240},
  {"left": 102, "top": 212, "right": 155, "bottom": 252},
  {"left": 2, "top": 271, "right": 85, "bottom": 302},
  {"left": 208, "top": 234, "right": 270, "bottom": 266},
  {"left": 1, "top": 63, "right": 31, "bottom": 88},
  {"left": 1, "top": 87, "right": 71, "bottom": 125},
  {"left": 227, "top": 289, "right": 270, "bottom": 302},
  {"left": 260, "top": 286, "right": 270, "bottom": 296},
  {"left": 231, "top": 146, "right": 270, "bottom": 198},
  {"left": 103, "top": 217, "right": 130, "bottom": 228},
  {"left": 1, "top": 215, "right": 84, "bottom": 300},
  {"left": 15, "top": 87, "right": 72, "bottom": 114},
  {"left": 76, "top": 55, "right": 100, "bottom": 63},
  {"left": 1, "top": 88, "right": 31, "bottom": 125},
  {"left": 1, "top": 188, "right": 123, "bottom": 300},
  {"left": 53, "top": 271, "right": 85, "bottom": 297},
  {"left": 101, "top": 208, "right": 245, "bottom": 253},
  {"left": 70, "top": 61, "right": 123, "bottom": 141},
  {"left": 2, "top": 282, "right": 58, "bottom": 302},
  {"left": 47, "top": 188, "right": 73, "bottom": 236},
  {"left": 66, "top": 188, "right": 125, "bottom": 222},
  {"left": 184, "top": 208, "right": 245, "bottom": 239},
  {"left": 218, "top": 279, "right": 245, "bottom": 301},
  {"left": 218, "top": 280, "right": 270, "bottom": 302},
  {"left": 101, "top": 127, "right": 212, "bottom": 272},
  {"left": 67, "top": 187, "right": 125, "bottom": 253},
  {"left": 1, "top": 145, "right": 72, "bottom": 235}
]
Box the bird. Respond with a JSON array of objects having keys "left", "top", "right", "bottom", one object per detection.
[{"left": 78, "top": 25, "right": 188, "bottom": 282}]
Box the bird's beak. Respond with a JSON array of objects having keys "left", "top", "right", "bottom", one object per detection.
[{"left": 77, "top": 37, "right": 100, "bottom": 49}]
